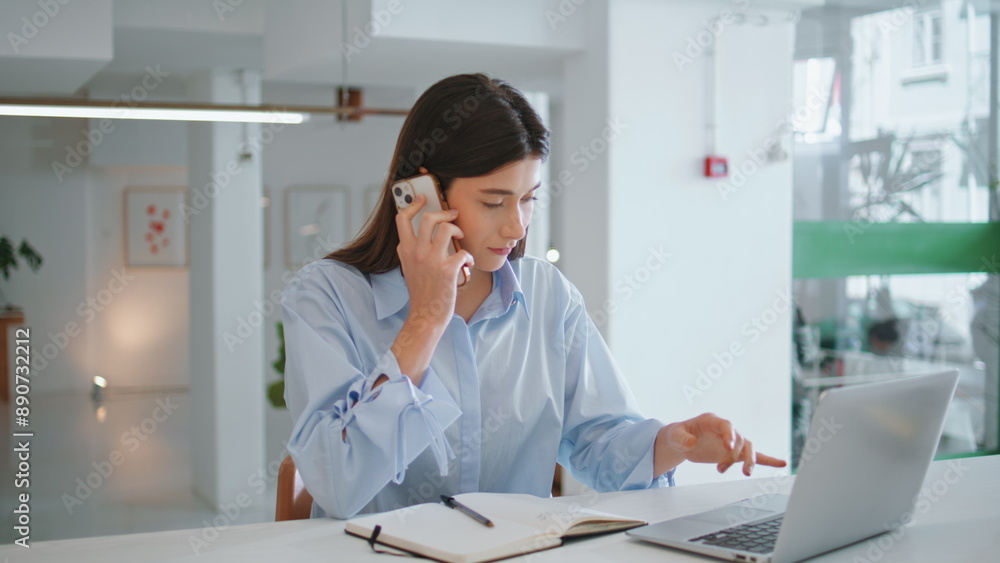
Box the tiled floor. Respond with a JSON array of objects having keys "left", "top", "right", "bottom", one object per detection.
[{"left": 0, "top": 390, "right": 282, "bottom": 545}]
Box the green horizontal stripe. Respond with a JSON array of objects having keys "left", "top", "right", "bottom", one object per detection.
[
  {"left": 934, "top": 448, "right": 1000, "bottom": 461},
  {"left": 793, "top": 222, "right": 1000, "bottom": 279}
]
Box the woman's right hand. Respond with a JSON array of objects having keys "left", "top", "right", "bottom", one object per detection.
[{"left": 390, "top": 194, "right": 474, "bottom": 384}]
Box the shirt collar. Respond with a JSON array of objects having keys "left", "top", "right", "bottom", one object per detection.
[
  {"left": 497, "top": 259, "right": 530, "bottom": 322},
  {"left": 370, "top": 267, "right": 409, "bottom": 321},
  {"left": 369, "top": 261, "right": 530, "bottom": 322}
]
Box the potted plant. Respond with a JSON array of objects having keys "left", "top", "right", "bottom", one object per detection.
[{"left": 0, "top": 236, "right": 43, "bottom": 311}]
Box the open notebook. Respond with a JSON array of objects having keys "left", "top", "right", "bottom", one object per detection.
[{"left": 344, "top": 492, "right": 646, "bottom": 563}]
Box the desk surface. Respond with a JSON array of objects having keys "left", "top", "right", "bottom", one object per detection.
[{"left": 6, "top": 455, "right": 998, "bottom": 562}]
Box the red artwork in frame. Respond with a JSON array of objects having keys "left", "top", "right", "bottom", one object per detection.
[{"left": 124, "top": 186, "right": 188, "bottom": 268}]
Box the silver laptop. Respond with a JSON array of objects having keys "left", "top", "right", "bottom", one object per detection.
[{"left": 627, "top": 370, "right": 959, "bottom": 563}]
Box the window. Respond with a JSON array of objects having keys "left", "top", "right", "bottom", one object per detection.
[
  {"left": 792, "top": 3, "right": 998, "bottom": 468},
  {"left": 913, "top": 10, "right": 943, "bottom": 68},
  {"left": 792, "top": 57, "right": 841, "bottom": 144}
]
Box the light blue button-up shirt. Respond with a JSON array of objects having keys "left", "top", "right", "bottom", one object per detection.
[{"left": 282, "top": 256, "right": 674, "bottom": 519}]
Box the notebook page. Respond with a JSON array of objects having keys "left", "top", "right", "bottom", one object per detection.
[
  {"left": 346, "top": 503, "right": 560, "bottom": 563},
  {"left": 454, "top": 493, "right": 643, "bottom": 537}
]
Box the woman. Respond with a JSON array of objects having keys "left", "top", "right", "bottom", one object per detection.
[{"left": 283, "top": 73, "right": 785, "bottom": 519}]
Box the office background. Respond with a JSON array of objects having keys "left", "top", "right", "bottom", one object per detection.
[{"left": 0, "top": 0, "right": 996, "bottom": 545}]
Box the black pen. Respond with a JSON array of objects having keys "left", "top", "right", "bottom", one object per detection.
[{"left": 440, "top": 495, "right": 494, "bottom": 528}]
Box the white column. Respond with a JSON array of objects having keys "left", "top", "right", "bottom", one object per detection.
[
  {"left": 549, "top": 1, "right": 614, "bottom": 497},
  {"left": 553, "top": 0, "right": 613, "bottom": 339},
  {"left": 187, "top": 70, "right": 265, "bottom": 507}
]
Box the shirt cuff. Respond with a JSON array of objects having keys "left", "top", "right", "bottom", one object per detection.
[
  {"left": 619, "top": 418, "right": 675, "bottom": 490},
  {"left": 360, "top": 350, "right": 462, "bottom": 429},
  {"left": 357, "top": 351, "right": 462, "bottom": 482}
]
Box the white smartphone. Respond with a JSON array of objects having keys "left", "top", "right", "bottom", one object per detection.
[{"left": 391, "top": 173, "right": 471, "bottom": 287}]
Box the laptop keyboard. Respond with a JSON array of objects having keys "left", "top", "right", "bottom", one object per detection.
[{"left": 690, "top": 516, "right": 783, "bottom": 554}]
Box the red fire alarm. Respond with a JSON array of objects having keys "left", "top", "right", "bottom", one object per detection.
[{"left": 704, "top": 156, "right": 728, "bottom": 178}]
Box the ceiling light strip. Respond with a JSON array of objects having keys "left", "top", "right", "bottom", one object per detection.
[
  {"left": 0, "top": 98, "right": 410, "bottom": 123},
  {"left": 0, "top": 104, "right": 307, "bottom": 124}
]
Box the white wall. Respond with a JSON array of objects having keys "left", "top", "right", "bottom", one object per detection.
[
  {"left": 0, "top": 0, "right": 112, "bottom": 95},
  {"left": 0, "top": 41, "right": 198, "bottom": 394},
  {"left": 370, "top": 0, "right": 586, "bottom": 49},
  {"left": 82, "top": 78, "right": 192, "bottom": 389},
  {"left": 604, "top": 0, "right": 794, "bottom": 485},
  {"left": 0, "top": 85, "right": 193, "bottom": 394},
  {"left": 0, "top": 117, "right": 90, "bottom": 394},
  {"left": 86, "top": 165, "right": 191, "bottom": 389},
  {"left": 114, "top": 0, "right": 264, "bottom": 34}
]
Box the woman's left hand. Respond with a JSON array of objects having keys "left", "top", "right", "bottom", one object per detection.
[{"left": 655, "top": 413, "right": 787, "bottom": 477}]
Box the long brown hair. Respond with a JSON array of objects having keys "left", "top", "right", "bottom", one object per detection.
[{"left": 327, "top": 73, "right": 550, "bottom": 273}]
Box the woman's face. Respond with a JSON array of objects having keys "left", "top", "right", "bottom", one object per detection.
[{"left": 445, "top": 158, "right": 541, "bottom": 275}]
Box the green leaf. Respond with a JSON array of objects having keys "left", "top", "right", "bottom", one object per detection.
[
  {"left": 0, "top": 237, "right": 16, "bottom": 281},
  {"left": 272, "top": 321, "right": 286, "bottom": 375},
  {"left": 267, "top": 322, "right": 287, "bottom": 408},
  {"left": 17, "top": 240, "right": 42, "bottom": 272},
  {"left": 267, "top": 380, "right": 286, "bottom": 408}
]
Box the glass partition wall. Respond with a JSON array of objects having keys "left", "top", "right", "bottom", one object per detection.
[{"left": 791, "top": 1, "right": 999, "bottom": 469}]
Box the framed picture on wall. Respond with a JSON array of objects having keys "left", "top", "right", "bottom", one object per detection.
[
  {"left": 123, "top": 186, "right": 188, "bottom": 268},
  {"left": 284, "top": 185, "right": 350, "bottom": 268}
]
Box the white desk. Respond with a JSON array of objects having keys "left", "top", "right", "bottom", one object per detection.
[{"left": 7, "top": 456, "right": 998, "bottom": 562}]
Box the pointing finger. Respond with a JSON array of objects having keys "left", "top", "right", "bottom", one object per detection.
[{"left": 754, "top": 453, "right": 788, "bottom": 468}]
